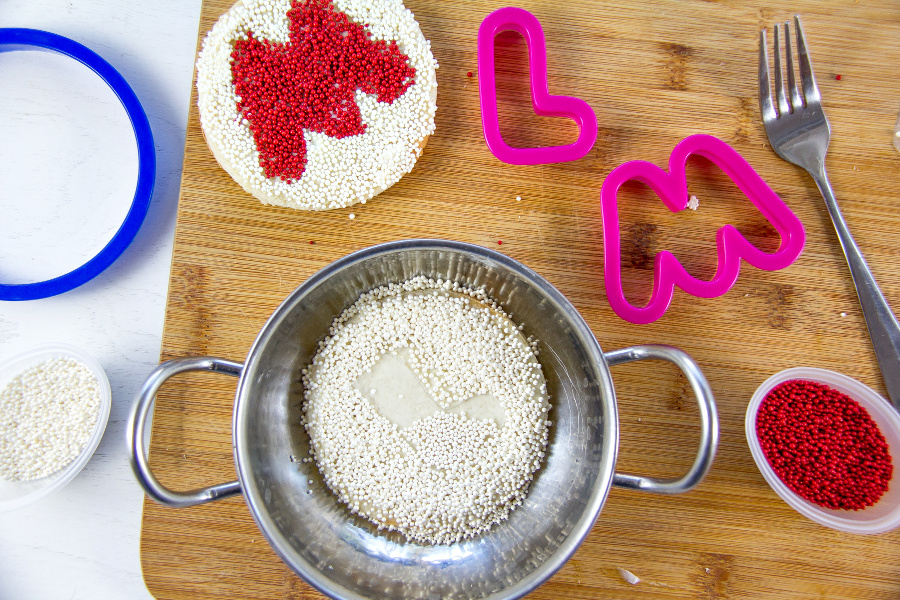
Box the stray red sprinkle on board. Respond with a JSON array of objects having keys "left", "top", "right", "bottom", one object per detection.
[
  {"left": 467, "top": 71, "right": 473, "bottom": 77},
  {"left": 497, "top": 240, "right": 503, "bottom": 245},
  {"left": 309, "top": 241, "right": 315, "bottom": 245},
  {"left": 835, "top": 74, "right": 842, "bottom": 80}
]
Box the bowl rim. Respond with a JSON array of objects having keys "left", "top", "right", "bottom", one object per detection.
[
  {"left": 745, "top": 366, "right": 900, "bottom": 534},
  {"left": 232, "top": 239, "right": 619, "bottom": 600},
  {"left": 0, "top": 343, "right": 112, "bottom": 512}
]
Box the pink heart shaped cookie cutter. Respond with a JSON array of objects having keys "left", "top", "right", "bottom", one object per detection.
[
  {"left": 602, "top": 134, "right": 806, "bottom": 324},
  {"left": 477, "top": 6, "right": 598, "bottom": 165}
]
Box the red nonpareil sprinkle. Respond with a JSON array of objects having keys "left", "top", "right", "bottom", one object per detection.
[
  {"left": 835, "top": 74, "right": 842, "bottom": 80},
  {"left": 467, "top": 71, "right": 472, "bottom": 77},
  {"left": 230, "top": 0, "right": 416, "bottom": 182},
  {"left": 756, "top": 379, "right": 893, "bottom": 510},
  {"left": 309, "top": 240, "right": 315, "bottom": 245},
  {"left": 497, "top": 240, "right": 503, "bottom": 245}
]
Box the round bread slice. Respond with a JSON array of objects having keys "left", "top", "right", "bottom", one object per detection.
[{"left": 196, "top": 0, "right": 438, "bottom": 211}]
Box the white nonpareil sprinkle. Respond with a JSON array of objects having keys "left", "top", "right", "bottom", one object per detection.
[
  {"left": 196, "top": 0, "right": 439, "bottom": 211},
  {"left": 0, "top": 358, "right": 101, "bottom": 481},
  {"left": 302, "top": 277, "right": 551, "bottom": 545},
  {"left": 617, "top": 568, "right": 640, "bottom": 585}
]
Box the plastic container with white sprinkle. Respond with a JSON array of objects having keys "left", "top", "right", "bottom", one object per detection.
[{"left": 0, "top": 344, "right": 111, "bottom": 512}]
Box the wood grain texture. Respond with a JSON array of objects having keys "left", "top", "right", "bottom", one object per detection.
[{"left": 142, "top": 0, "right": 900, "bottom": 598}]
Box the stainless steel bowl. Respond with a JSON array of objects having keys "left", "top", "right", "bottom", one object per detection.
[{"left": 128, "top": 239, "right": 718, "bottom": 600}]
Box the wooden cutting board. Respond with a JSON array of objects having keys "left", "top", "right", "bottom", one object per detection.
[{"left": 141, "top": 0, "right": 900, "bottom": 597}]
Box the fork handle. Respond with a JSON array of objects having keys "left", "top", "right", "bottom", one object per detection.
[{"left": 811, "top": 167, "right": 900, "bottom": 412}]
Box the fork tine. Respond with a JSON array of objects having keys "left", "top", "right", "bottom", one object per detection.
[
  {"left": 773, "top": 23, "right": 790, "bottom": 117},
  {"left": 784, "top": 22, "right": 803, "bottom": 110},
  {"left": 758, "top": 29, "right": 777, "bottom": 121},
  {"left": 794, "top": 15, "right": 820, "bottom": 103}
]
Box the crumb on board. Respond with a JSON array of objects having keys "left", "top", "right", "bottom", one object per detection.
[
  {"left": 516, "top": 195, "right": 522, "bottom": 201},
  {"left": 687, "top": 195, "right": 700, "bottom": 210},
  {"left": 841, "top": 312, "right": 847, "bottom": 317},
  {"left": 617, "top": 568, "right": 640, "bottom": 585},
  {"left": 349, "top": 213, "right": 355, "bottom": 220}
]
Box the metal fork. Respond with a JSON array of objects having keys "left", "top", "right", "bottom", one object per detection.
[{"left": 759, "top": 16, "right": 900, "bottom": 412}]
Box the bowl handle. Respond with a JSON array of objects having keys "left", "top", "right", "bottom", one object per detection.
[
  {"left": 604, "top": 344, "right": 719, "bottom": 494},
  {"left": 127, "top": 356, "right": 244, "bottom": 507}
]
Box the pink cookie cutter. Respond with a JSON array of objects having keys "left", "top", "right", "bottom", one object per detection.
[
  {"left": 477, "top": 7, "right": 597, "bottom": 165},
  {"left": 601, "top": 134, "right": 806, "bottom": 324}
]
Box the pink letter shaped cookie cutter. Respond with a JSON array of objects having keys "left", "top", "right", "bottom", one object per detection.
[
  {"left": 477, "top": 7, "right": 598, "bottom": 164},
  {"left": 601, "top": 134, "right": 806, "bottom": 324}
]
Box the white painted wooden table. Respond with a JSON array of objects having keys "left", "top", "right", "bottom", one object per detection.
[{"left": 0, "top": 1, "right": 202, "bottom": 597}]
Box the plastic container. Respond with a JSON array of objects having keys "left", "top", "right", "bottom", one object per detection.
[
  {"left": 0, "top": 345, "right": 111, "bottom": 512},
  {"left": 746, "top": 367, "right": 900, "bottom": 534}
]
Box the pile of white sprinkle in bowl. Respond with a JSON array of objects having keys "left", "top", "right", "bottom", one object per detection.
[
  {"left": 302, "top": 276, "right": 551, "bottom": 545},
  {"left": 0, "top": 345, "right": 111, "bottom": 512}
]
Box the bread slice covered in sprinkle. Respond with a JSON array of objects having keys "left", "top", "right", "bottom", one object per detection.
[{"left": 196, "top": 0, "right": 438, "bottom": 210}]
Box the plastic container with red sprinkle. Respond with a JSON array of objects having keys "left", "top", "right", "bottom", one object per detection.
[{"left": 746, "top": 367, "right": 900, "bottom": 534}]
